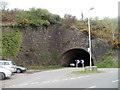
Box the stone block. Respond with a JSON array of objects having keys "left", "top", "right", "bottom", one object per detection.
[{"left": 85, "top": 66, "right": 97, "bottom": 71}]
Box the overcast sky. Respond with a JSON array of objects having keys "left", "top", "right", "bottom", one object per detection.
[{"left": 4, "top": 0, "right": 119, "bottom": 19}]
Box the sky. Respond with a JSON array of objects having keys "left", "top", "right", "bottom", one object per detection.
[{"left": 3, "top": 0, "right": 120, "bottom": 19}]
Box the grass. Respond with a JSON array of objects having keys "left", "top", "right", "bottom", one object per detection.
[
  {"left": 27, "top": 66, "right": 64, "bottom": 70},
  {"left": 95, "top": 56, "right": 118, "bottom": 68},
  {"left": 71, "top": 70, "right": 104, "bottom": 74}
]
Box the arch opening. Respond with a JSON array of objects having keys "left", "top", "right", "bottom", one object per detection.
[{"left": 59, "top": 48, "right": 94, "bottom": 67}]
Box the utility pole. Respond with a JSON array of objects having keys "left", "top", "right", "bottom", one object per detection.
[{"left": 88, "top": 7, "right": 94, "bottom": 71}]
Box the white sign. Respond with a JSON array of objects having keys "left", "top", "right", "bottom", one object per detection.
[
  {"left": 88, "top": 48, "right": 90, "bottom": 52},
  {"left": 75, "top": 60, "right": 80, "bottom": 63},
  {"left": 80, "top": 60, "right": 84, "bottom": 63}
]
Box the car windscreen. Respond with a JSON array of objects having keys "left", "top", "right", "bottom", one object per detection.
[{"left": 11, "top": 62, "right": 16, "bottom": 65}]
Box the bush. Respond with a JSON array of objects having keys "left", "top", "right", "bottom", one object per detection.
[
  {"left": 112, "top": 41, "right": 120, "bottom": 49},
  {"left": 2, "top": 30, "right": 22, "bottom": 59},
  {"left": 80, "top": 29, "right": 96, "bottom": 39},
  {"left": 95, "top": 51, "right": 118, "bottom": 68},
  {"left": 95, "top": 57, "right": 118, "bottom": 68},
  {"left": 18, "top": 8, "right": 61, "bottom": 27}
]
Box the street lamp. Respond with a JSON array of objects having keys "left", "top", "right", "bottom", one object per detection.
[{"left": 88, "top": 7, "right": 94, "bottom": 71}]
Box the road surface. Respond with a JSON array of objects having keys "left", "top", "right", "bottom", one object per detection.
[{"left": 0, "top": 68, "right": 119, "bottom": 89}]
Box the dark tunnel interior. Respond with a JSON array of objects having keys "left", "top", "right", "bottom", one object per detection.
[{"left": 60, "top": 48, "right": 94, "bottom": 67}]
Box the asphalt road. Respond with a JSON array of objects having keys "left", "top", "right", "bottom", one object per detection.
[{"left": 0, "top": 68, "right": 119, "bottom": 89}]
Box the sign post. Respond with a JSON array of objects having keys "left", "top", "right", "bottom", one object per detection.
[
  {"left": 80, "top": 60, "right": 84, "bottom": 68},
  {"left": 75, "top": 60, "right": 80, "bottom": 68}
]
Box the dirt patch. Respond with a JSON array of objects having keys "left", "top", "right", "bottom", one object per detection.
[{"left": 25, "top": 70, "right": 48, "bottom": 74}]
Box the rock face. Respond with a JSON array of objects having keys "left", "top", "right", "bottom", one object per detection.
[{"left": 16, "top": 25, "right": 110, "bottom": 66}]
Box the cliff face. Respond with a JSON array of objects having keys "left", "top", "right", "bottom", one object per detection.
[{"left": 14, "top": 24, "right": 110, "bottom": 66}]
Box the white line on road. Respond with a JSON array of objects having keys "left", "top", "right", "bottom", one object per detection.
[
  {"left": 70, "top": 78, "right": 76, "bottom": 80},
  {"left": 83, "top": 86, "right": 96, "bottom": 90},
  {"left": 31, "top": 82, "right": 39, "bottom": 84},
  {"left": 89, "top": 86, "right": 96, "bottom": 88},
  {"left": 112, "top": 80, "right": 119, "bottom": 83},
  {"left": 8, "top": 85, "right": 16, "bottom": 87},
  {"left": 21, "top": 83, "right": 29, "bottom": 86}
]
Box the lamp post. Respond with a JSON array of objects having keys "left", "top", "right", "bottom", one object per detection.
[{"left": 88, "top": 7, "right": 94, "bottom": 71}]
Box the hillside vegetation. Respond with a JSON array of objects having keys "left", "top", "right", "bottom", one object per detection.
[{"left": 0, "top": 8, "right": 119, "bottom": 67}]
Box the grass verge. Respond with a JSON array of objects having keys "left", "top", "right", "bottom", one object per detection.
[
  {"left": 71, "top": 70, "right": 104, "bottom": 74},
  {"left": 95, "top": 57, "right": 118, "bottom": 68},
  {"left": 27, "top": 66, "right": 64, "bottom": 70}
]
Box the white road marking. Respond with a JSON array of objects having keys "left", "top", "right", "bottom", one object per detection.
[
  {"left": 21, "top": 83, "right": 29, "bottom": 86},
  {"left": 8, "top": 85, "right": 16, "bottom": 87},
  {"left": 70, "top": 78, "right": 76, "bottom": 80},
  {"left": 112, "top": 80, "right": 119, "bottom": 83},
  {"left": 89, "top": 86, "right": 96, "bottom": 88},
  {"left": 31, "top": 82, "right": 39, "bottom": 84}
]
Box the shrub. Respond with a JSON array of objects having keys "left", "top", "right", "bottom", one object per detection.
[
  {"left": 80, "top": 29, "right": 96, "bottom": 39},
  {"left": 2, "top": 30, "right": 22, "bottom": 59},
  {"left": 17, "top": 8, "right": 61, "bottom": 27},
  {"left": 95, "top": 57, "right": 118, "bottom": 68},
  {"left": 112, "top": 41, "right": 120, "bottom": 49}
]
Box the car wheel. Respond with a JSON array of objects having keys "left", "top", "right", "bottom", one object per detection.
[
  {"left": 16, "top": 69, "right": 22, "bottom": 73},
  {"left": 0, "top": 72, "right": 5, "bottom": 80}
]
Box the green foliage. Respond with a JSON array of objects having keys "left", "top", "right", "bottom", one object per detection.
[
  {"left": 2, "top": 30, "right": 22, "bottom": 59},
  {"left": 95, "top": 51, "right": 118, "bottom": 68},
  {"left": 105, "top": 50, "right": 115, "bottom": 56},
  {"left": 39, "top": 52, "right": 59, "bottom": 66},
  {"left": 50, "top": 52, "right": 59, "bottom": 64},
  {"left": 96, "top": 57, "right": 118, "bottom": 68},
  {"left": 18, "top": 8, "right": 61, "bottom": 27},
  {"left": 40, "top": 51, "right": 49, "bottom": 62}
]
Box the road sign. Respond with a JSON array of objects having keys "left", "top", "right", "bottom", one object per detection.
[
  {"left": 80, "top": 60, "right": 84, "bottom": 63},
  {"left": 75, "top": 60, "right": 80, "bottom": 63}
]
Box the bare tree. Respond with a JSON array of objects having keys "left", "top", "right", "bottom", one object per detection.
[{"left": 0, "top": 1, "right": 8, "bottom": 11}]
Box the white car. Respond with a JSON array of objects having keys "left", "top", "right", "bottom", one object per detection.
[
  {"left": 0, "top": 66, "right": 12, "bottom": 80},
  {"left": 0, "top": 60, "right": 17, "bottom": 73}
]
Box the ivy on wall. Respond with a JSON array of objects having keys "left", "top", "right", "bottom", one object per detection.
[{"left": 2, "top": 30, "right": 22, "bottom": 59}]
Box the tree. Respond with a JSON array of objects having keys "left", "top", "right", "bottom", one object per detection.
[{"left": 0, "top": 1, "right": 8, "bottom": 11}]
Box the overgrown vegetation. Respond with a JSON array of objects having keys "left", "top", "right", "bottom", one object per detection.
[
  {"left": 0, "top": 5, "right": 119, "bottom": 66},
  {"left": 2, "top": 30, "right": 22, "bottom": 59},
  {"left": 18, "top": 8, "right": 61, "bottom": 27},
  {"left": 95, "top": 50, "right": 118, "bottom": 68},
  {"left": 39, "top": 52, "right": 59, "bottom": 66}
]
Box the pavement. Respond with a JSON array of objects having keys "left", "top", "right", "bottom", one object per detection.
[{"left": 0, "top": 68, "right": 119, "bottom": 89}]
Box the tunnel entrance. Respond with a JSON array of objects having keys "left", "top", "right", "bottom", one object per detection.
[{"left": 59, "top": 48, "right": 94, "bottom": 67}]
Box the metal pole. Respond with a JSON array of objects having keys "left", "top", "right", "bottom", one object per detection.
[{"left": 88, "top": 10, "right": 92, "bottom": 71}]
